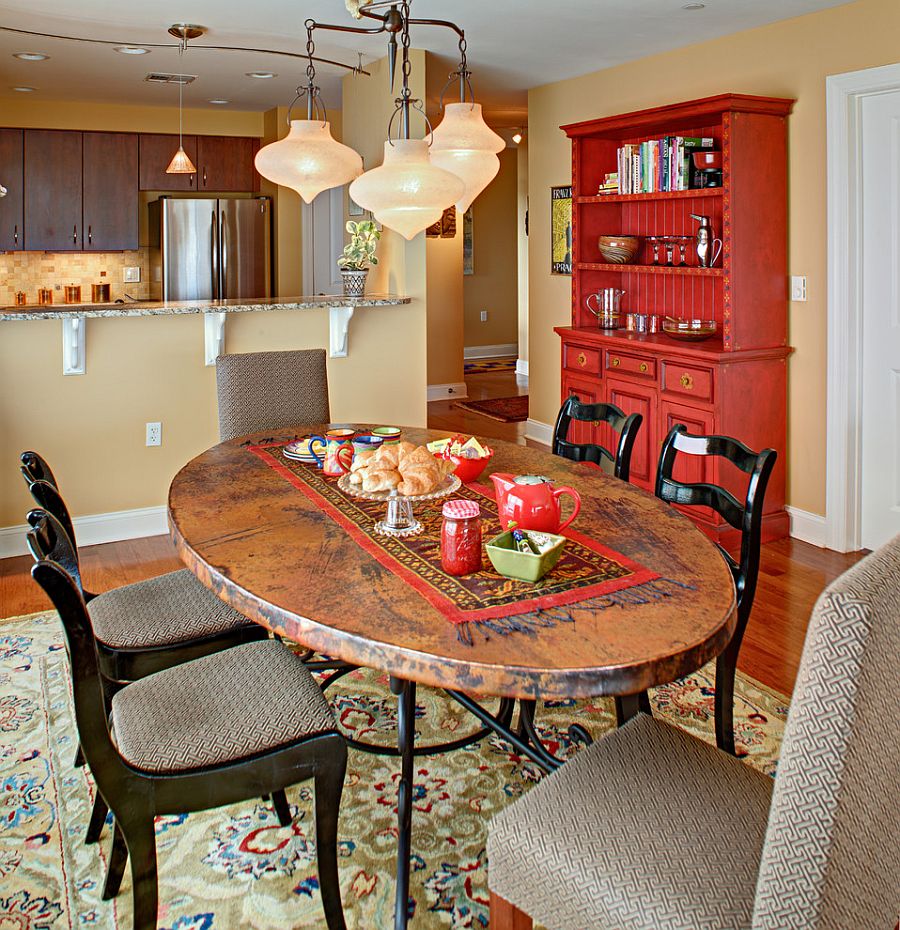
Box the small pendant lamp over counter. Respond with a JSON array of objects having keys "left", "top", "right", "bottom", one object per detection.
[{"left": 165, "top": 24, "right": 202, "bottom": 176}]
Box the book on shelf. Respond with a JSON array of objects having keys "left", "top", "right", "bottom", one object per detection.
[{"left": 615, "top": 135, "right": 714, "bottom": 194}]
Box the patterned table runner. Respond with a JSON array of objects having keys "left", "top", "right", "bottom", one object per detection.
[{"left": 250, "top": 443, "right": 682, "bottom": 642}]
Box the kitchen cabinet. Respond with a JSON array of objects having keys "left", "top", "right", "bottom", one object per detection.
[
  {"left": 0, "top": 129, "right": 23, "bottom": 251},
  {"left": 83, "top": 132, "right": 138, "bottom": 250},
  {"left": 139, "top": 134, "right": 199, "bottom": 191},
  {"left": 196, "top": 136, "right": 259, "bottom": 192},
  {"left": 24, "top": 129, "right": 83, "bottom": 251}
]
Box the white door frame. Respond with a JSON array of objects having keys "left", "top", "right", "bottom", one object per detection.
[
  {"left": 301, "top": 187, "right": 345, "bottom": 295},
  {"left": 826, "top": 61, "right": 900, "bottom": 552}
]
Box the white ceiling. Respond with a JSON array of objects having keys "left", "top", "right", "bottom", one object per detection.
[{"left": 0, "top": 0, "right": 850, "bottom": 125}]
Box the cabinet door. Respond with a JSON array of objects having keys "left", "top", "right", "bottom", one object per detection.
[
  {"left": 139, "top": 134, "right": 198, "bottom": 191},
  {"left": 197, "top": 136, "right": 258, "bottom": 191},
  {"left": 83, "top": 133, "right": 138, "bottom": 251},
  {"left": 24, "top": 130, "right": 83, "bottom": 250},
  {"left": 0, "top": 129, "right": 23, "bottom": 251},
  {"left": 561, "top": 374, "right": 603, "bottom": 448},
  {"left": 658, "top": 400, "right": 716, "bottom": 487},
  {"left": 606, "top": 376, "right": 656, "bottom": 489}
]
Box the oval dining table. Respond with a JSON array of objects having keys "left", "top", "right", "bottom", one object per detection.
[{"left": 168, "top": 424, "right": 736, "bottom": 930}]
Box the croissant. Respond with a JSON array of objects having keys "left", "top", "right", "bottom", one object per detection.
[
  {"left": 375, "top": 445, "right": 400, "bottom": 468},
  {"left": 350, "top": 449, "right": 378, "bottom": 473},
  {"left": 362, "top": 469, "right": 402, "bottom": 492},
  {"left": 397, "top": 465, "right": 439, "bottom": 496},
  {"left": 402, "top": 446, "right": 434, "bottom": 468}
]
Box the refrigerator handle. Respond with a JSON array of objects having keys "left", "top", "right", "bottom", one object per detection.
[
  {"left": 211, "top": 209, "right": 219, "bottom": 300},
  {"left": 220, "top": 209, "right": 228, "bottom": 300}
]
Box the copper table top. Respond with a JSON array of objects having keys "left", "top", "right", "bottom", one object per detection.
[{"left": 168, "top": 426, "right": 736, "bottom": 700}]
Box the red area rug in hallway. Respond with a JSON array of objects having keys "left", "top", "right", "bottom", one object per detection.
[{"left": 454, "top": 395, "right": 529, "bottom": 423}]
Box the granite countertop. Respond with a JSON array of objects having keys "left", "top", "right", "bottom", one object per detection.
[{"left": 0, "top": 294, "right": 411, "bottom": 321}]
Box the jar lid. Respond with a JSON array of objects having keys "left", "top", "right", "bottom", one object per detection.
[{"left": 442, "top": 499, "right": 480, "bottom": 519}]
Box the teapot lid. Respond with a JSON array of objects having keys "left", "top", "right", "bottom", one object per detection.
[{"left": 514, "top": 474, "right": 551, "bottom": 485}]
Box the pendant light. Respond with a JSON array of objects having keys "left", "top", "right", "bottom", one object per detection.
[
  {"left": 348, "top": 5, "right": 463, "bottom": 239},
  {"left": 430, "top": 40, "right": 504, "bottom": 213},
  {"left": 166, "top": 25, "right": 200, "bottom": 175},
  {"left": 255, "top": 22, "right": 363, "bottom": 202}
]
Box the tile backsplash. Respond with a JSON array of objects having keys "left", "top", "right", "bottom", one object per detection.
[{"left": 0, "top": 250, "right": 151, "bottom": 307}]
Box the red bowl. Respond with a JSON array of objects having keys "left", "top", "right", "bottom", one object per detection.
[
  {"left": 692, "top": 150, "right": 722, "bottom": 170},
  {"left": 436, "top": 448, "right": 493, "bottom": 483}
]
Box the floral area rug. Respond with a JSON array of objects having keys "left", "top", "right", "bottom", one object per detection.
[
  {"left": 463, "top": 358, "right": 517, "bottom": 376},
  {"left": 452, "top": 396, "right": 529, "bottom": 424},
  {"left": 0, "top": 611, "right": 788, "bottom": 929}
]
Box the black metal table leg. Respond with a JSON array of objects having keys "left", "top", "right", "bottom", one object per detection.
[{"left": 390, "top": 676, "right": 416, "bottom": 930}]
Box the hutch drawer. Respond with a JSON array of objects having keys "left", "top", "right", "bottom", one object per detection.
[
  {"left": 605, "top": 349, "right": 657, "bottom": 380},
  {"left": 661, "top": 360, "right": 714, "bottom": 403},
  {"left": 563, "top": 343, "right": 602, "bottom": 376}
]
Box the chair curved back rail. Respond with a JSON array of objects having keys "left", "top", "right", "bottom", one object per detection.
[
  {"left": 655, "top": 424, "right": 777, "bottom": 754},
  {"left": 216, "top": 348, "right": 331, "bottom": 442},
  {"left": 20, "top": 450, "right": 59, "bottom": 488},
  {"left": 552, "top": 396, "right": 643, "bottom": 482},
  {"left": 26, "top": 508, "right": 85, "bottom": 597}
]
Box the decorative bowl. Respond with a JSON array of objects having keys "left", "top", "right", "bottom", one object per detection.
[
  {"left": 662, "top": 318, "right": 718, "bottom": 341},
  {"left": 486, "top": 530, "right": 566, "bottom": 583},
  {"left": 597, "top": 235, "right": 640, "bottom": 264},
  {"left": 692, "top": 151, "right": 722, "bottom": 170},
  {"left": 436, "top": 448, "right": 493, "bottom": 483}
]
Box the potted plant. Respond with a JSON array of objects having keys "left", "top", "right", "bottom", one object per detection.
[{"left": 338, "top": 220, "right": 380, "bottom": 298}]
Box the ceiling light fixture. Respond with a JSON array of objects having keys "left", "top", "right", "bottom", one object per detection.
[
  {"left": 682, "top": 2, "right": 706, "bottom": 8},
  {"left": 246, "top": 71, "right": 276, "bottom": 79},
  {"left": 13, "top": 51, "right": 49, "bottom": 61},
  {"left": 11, "top": 86, "right": 35, "bottom": 92},
  {"left": 165, "top": 24, "right": 203, "bottom": 176},
  {"left": 512, "top": 129, "right": 523, "bottom": 145},
  {"left": 208, "top": 98, "right": 229, "bottom": 105},
  {"left": 254, "top": 22, "right": 363, "bottom": 204},
  {"left": 114, "top": 45, "right": 150, "bottom": 55}
]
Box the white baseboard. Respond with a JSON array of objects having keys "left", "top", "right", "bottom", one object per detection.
[
  {"left": 524, "top": 417, "right": 553, "bottom": 447},
  {"left": 0, "top": 505, "right": 168, "bottom": 559},
  {"left": 515, "top": 359, "right": 529, "bottom": 378},
  {"left": 463, "top": 343, "right": 518, "bottom": 360},
  {"left": 427, "top": 382, "right": 468, "bottom": 403},
  {"left": 786, "top": 506, "right": 828, "bottom": 548}
]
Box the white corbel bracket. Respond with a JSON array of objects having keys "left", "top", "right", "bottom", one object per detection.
[
  {"left": 204, "top": 312, "right": 227, "bottom": 366},
  {"left": 329, "top": 305, "right": 355, "bottom": 358},
  {"left": 62, "top": 316, "right": 86, "bottom": 375}
]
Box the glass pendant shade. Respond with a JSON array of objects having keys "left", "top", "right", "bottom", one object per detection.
[
  {"left": 349, "top": 139, "right": 465, "bottom": 240},
  {"left": 166, "top": 145, "right": 196, "bottom": 175},
  {"left": 430, "top": 102, "right": 505, "bottom": 213},
  {"left": 254, "top": 120, "right": 363, "bottom": 204}
]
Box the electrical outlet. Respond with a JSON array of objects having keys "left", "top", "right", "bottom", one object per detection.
[
  {"left": 124, "top": 266, "right": 141, "bottom": 283},
  {"left": 145, "top": 422, "right": 162, "bottom": 446},
  {"left": 480, "top": 310, "right": 488, "bottom": 322},
  {"left": 790, "top": 275, "right": 807, "bottom": 302}
]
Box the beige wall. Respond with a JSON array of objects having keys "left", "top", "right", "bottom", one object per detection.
[
  {"left": 426, "top": 233, "right": 465, "bottom": 384},
  {"left": 0, "top": 86, "right": 426, "bottom": 529},
  {"left": 516, "top": 139, "right": 529, "bottom": 365},
  {"left": 527, "top": 0, "right": 900, "bottom": 517},
  {"left": 463, "top": 148, "right": 519, "bottom": 350}
]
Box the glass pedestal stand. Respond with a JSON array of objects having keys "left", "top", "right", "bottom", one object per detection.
[{"left": 337, "top": 474, "right": 461, "bottom": 538}]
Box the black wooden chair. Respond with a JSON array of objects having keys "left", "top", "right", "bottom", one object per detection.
[
  {"left": 655, "top": 425, "right": 777, "bottom": 754},
  {"left": 552, "top": 396, "right": 642, "bottom": 482},
  {"left": 30, "top": 542, "right": 348, "bottom": 930}
]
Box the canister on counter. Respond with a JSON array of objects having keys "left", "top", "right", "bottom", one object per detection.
[
  {"left": 38, "top": 288, "right": 53, "bottom": 305},
  {"left": 64, "top": 284, "right": 81, "bottom": 304}
]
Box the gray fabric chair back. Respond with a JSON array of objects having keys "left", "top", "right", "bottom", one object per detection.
[
  {"left": 752, "top": 534, "right": 900, "bottom": 929},
  {"left": 216, "top": 349, "right": 330, "bottom": 442}
]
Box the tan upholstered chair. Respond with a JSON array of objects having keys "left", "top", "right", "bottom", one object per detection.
[
  {"left": 216, "top": 348, "right": 330, "bottom": 442},
  {"left": 487, "top": 535, "right": 900, "bottom": 930}
]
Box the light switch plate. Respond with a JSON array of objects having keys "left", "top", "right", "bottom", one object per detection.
[
  {"left": 480, "top": 310, "right": 488, "bottom": 322},
  {"left": 123, "top": 266, "right": 141, "bottom": 283},
  {"left": 790, "top": 275, "right": 807, "bottom": 302}
]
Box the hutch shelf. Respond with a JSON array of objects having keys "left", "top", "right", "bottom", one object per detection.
[{"left": 557, "top": 93, "right": 794, "bottom": 545}]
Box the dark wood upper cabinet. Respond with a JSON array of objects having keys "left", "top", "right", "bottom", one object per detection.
[
  {"left": 24, "top": 129, "right": 83, "bottom": 251},
  {"left": 83, "top": 132, "right": 139, "bottom": 251},
  {"left": 139, "top": 134, "right": 199, "bottom": 191},
  {"left": 0, "top": 129, "right": 24, "bottom": 251},
  {"left": 197, "top": 136, "right": 259, "bottom": 192}
]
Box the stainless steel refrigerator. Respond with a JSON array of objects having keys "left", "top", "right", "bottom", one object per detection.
[{"left": 148, "top": 197, "right": 271, "bottom": 302}]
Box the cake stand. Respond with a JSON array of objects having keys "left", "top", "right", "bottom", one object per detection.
[{"left": 337, "top": 473, "right": 461, "bottom": 537}]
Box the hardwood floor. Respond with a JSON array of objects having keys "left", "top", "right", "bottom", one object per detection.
[{"left": 2, "top": 369, "right": 865, "bottom": 698}]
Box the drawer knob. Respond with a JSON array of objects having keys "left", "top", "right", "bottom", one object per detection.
[
  {"left": 680, "top": 373, "right": 694, "bottom": 390},
  {"left": 577, "top": 352, "right": 587, "bottom": 368},
  {"left": 639, "top": 362, "right": 648, "bottom": 373},
  {"left": 611, "top": 357, "right": 620, "bottom": 367}
]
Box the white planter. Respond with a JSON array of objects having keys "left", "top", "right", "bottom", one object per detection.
[{"left": 341, "top": 269, "right": 368, "bottom": 299}]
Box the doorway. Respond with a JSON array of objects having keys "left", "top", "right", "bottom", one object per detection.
[{"left": 301, "top": 187, "right": 344, "bottom": 295}]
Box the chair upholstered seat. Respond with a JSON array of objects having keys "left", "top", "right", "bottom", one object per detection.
[
  {"left": 487, "top": 714, "right": 773, "bottom": 930},
  {"left": 111, "top": 639, "right": 337, "bottom": 774},
  {"left": 88, "top": 569, "right": 256, "bottom": 650}
]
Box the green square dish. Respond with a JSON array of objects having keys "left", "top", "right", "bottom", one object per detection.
[{"left": 485, "top": 530, "right": 567, "bottom": 582}]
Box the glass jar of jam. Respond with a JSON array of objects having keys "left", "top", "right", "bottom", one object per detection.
[{"left": 441, "top": 499, "right": 482, "bottom": 576}]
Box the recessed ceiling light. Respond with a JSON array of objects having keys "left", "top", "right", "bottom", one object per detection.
[
  {"left": 115, "top": 46, "right": 151, "bottom": 55},
  {"left": 208, "top": 98, "right": 230, "bottom": 105},
  {"left": 245, "top": 71, "right": 276, "bottom": 79},
  {"left": 682, "top": 2, "right": 706, "bottom": 8},
  {"left": 13, "top": 52, "right": 50, "bottom": 61},
  {"left": 11, "top": 86, "right": 36, "bottom": 92}
]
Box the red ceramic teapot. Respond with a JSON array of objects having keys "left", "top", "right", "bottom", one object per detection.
[{"left": 490, "top": 473, "right": 581, "bottom": 534}]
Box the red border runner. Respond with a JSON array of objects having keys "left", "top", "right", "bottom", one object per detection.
[{"left": 250, "top": 444, "right": 661, "bottom": 625}]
